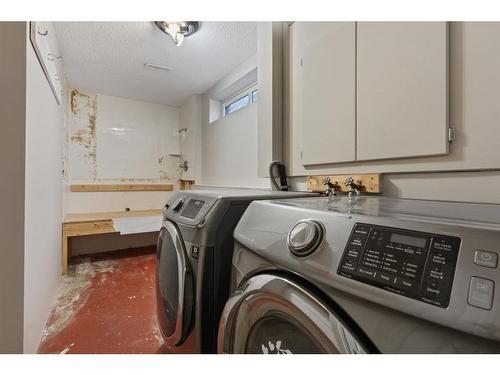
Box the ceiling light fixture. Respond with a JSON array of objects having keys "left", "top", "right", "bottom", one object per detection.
[{"left": 154, "top": 21, "right": 200, "bottom": 47}]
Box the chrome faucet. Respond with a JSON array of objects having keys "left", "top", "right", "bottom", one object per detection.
[
  {"left": 322, "top": 177, "right": 340, "bottom": 199},
  {"left": 344, "top": 177, "right": 363, "bottom": 197}
]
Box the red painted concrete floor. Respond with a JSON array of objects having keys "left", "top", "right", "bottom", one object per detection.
[{"left": 38, "top": 246, "right": 166, "bottom": 354}]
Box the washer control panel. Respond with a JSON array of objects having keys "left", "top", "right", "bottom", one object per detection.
[
  {"left": 180, "top": 199, "right": 206, "bottom": 219},
  {"left": 338, "top": 223, "right": 461, "bottom": 308},
  {"left": 164, "top": 193, "right": 218, "bottom": 226}
]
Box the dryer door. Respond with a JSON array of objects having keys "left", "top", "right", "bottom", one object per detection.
[
  {"left": 156, "top": 220, "right": 194, "bottom": 346},
  {"left": 218, "top": 274, "right": 372, "bottom": 354}
]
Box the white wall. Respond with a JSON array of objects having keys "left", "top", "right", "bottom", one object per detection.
[
  {"left": 0, "top": 22, "right": 26, "bottom": 354},
  {"left": 200, "top": 55, "right": 269, "bottom": 189},
  {"left": 257, "top": 22, "right": 283, "bottom": 177},
  {"left": 24, "top": 32, "right": 65, "bottom": 353},
  {"left": 65, "top": 90, "right": 179, "bottom": 213},
  {"left": 179, "top": 94, "right": 203, "bottom": 182},
  {"left": 202, "top": 104, "right": 268, "bottom": 188}
]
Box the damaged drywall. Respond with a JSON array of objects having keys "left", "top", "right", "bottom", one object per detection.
[
  {"left": 158, "top": 154, "right": 182, "bottom": 181},
  {"left": 66, "top": 89, "right": 181, "bottom": 183},
  {"left": 68, "top": 89, "right": 98, "bottom": 180}
]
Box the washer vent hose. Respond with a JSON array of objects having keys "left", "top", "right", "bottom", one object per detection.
[{"left": 269, "top": 160, "right": 289, "bottom": 191}]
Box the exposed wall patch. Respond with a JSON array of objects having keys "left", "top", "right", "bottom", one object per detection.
[
  {"left": 67, "top": 89, "right": 180, "bottom": 184},
  {"left": 69, "top": 89, "right": 98, "bottom": 180}
]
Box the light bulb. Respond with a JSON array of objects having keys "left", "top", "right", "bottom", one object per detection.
[
  {"left": 155, "top": 21, "right": 199, "bottom": 47},
  {"left": 174, "top": 33, "right": 184, "bottom": 46},
  {"left": 165, "top": 23, "right": 184, "bottom": 47}
]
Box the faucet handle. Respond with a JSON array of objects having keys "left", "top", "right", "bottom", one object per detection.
[
  {"left": 322, "top": 177, "right": 339, "bottom": 197},
  {"left": 344, "top": 177, "right": 354, "bottom": 187},
  {"left": 344, "top": 177, "right": 363, "bottom": 196}
]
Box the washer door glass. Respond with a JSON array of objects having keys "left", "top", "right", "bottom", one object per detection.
[
  {"left": 218, "top": 274, "right": 371, "bottom": 354},
  {"left": 246, "top": 314, "right": 324, "bottom": 354},
  {"left": 156, "top": 220, "right": 193, "bottom": 346}
]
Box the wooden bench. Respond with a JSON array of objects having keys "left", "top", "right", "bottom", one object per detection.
[{"left": 62, "top": 209, "right": 162, "bottom": 275}]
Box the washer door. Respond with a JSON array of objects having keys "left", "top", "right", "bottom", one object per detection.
[
  {"left": 218, "top": 274, "right": 370, "bottom": 354},
  {"left": 156, "top": 220, "right": 194, "bottom": 346}
]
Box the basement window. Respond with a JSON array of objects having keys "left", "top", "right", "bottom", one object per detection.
[
  {"left": 223, "top": 84, "right": 258, "bottom": 117},
  {"left": 224, "top": 95, "right": 249, "bottom": 116},
  {"left": 251, "top": 89, "right": 258, "bottom": 103}
]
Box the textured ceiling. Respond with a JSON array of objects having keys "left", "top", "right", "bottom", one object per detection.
[{"left": 54, "top": 22, "right": 257, "bottom": 106}]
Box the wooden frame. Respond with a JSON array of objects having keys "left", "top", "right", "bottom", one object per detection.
[
  {"left": 61, "top": 209, "right": 161, "bottom": 275},
  {"left": 179, "top": 179, "right": 195, "bottom": 191},
  {"left": 306, "top": 173, "right": 381, "bottom": 193},
  {"left": 70, "top": 184, "right": 173, "bottom": 192}
]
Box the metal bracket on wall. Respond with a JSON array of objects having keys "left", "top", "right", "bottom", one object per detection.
[
  {"left": 306, "top": 173, "right": 382, "bottom": 194},
  {"left": 448, "top": 128, "right": 456, "bottom": 143}
]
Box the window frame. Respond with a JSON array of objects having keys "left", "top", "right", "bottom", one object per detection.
[{"left": 222, "top": 83, "right": 258, "bottom": 117}]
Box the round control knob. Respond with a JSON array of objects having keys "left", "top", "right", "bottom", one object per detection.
[{"left": 287, "top": 220, "right": 325, "bottom": 257}]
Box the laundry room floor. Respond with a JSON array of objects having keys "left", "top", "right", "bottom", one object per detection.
[{"left": 37, "top": 246, "right": 165, "bottom": 354}]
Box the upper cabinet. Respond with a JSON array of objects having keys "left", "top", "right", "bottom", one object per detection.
[
  {"left": 356, "top": 22, "right": 449, "bottom": 161},
  {"left": 292, "top": 22, "right": 356, "bottom": 166},
  {"left": 290, "top": 22, "right": 449, "bottom": 166}
]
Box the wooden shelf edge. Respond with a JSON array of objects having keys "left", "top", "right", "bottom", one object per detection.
[{"left": 70, "top": 184, "right": 174, "bottom": 192}]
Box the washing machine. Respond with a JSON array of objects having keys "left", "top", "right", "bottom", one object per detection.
[
  {"left": 218, "top": 196, "right": 500, "bottom": 353},
  {"left": 155, "top": 189, "right": 315, "bottom": 353}
]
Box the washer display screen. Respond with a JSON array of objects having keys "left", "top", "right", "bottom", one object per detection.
[
  {"left": 390, "top": 233, "right": 427, "bottom": 248},
  {"left": 180, "top": 199, "right": 205, "bottom": 219}
]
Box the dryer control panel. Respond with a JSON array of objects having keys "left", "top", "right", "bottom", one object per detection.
[{"left": 338, "top": 223, "right": 461, "bottom": 308}]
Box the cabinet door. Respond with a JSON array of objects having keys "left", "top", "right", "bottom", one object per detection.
[
  {"left": 356, "top": 22, "right": 449, "bottom": 161},
  {"left": 292, "top": 22, "right": 356, "bottom": 166}
]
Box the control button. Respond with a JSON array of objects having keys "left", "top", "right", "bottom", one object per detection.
[
  {"left": 353, "top": 225, "right": 370, "bottom": 237},
  {"left": 429, "top": 252, "right": 448, "bottom": 266},
  {"left": 468, "top": 277, "right": 495, "bottom": 310},
  {"left": 341, "top": 260, "right": 357, "bottom": 273},
  {"left": 191, "top": 246, "right": 199, "bottom": 260},
  {"left": 345, "top": 247, "right": 362, "bottom": 260},
  {"left": 403, "top": 270, "right": 417, "bottom": 279},
  {"left": 396, "top": 278, "right": 416, "bottom": 292},
  {"left": 432, "top": 238, "right": 454, "bottom": 252},
  {"left": 383, "top": 256, "right": 398, "bottom": 264},
  {"left": 357, "top": 267, "right": 377, "bottom": 279},
  {"left": 423, "top": 283, "right": 443, "bottom": 301},
  {"left": 474, "top": 251, "right": 498, "bottom": 269},
  {"left": 366, "top": 248, "right": 382, "bottom": 257},
  {"left": 427, "top": 266, "right": 445, "bottom": 281},
  {"left": 376, "top": 272, "right": 396, "bottom": 285},
  {"left": 381, "top": 265, "right": 399, "bottom": 275},
  {"left": 403, "top": 247, "right": 416, "bottom": 255},
  {"left": 349, "top": 235, "right": 366, "bottom": 247},
  {"left": 362, "top": 258, "right": 380, "bottom": 269},
  {"left": 364, "top": 252, "right": 382, "bottom": 262}
]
